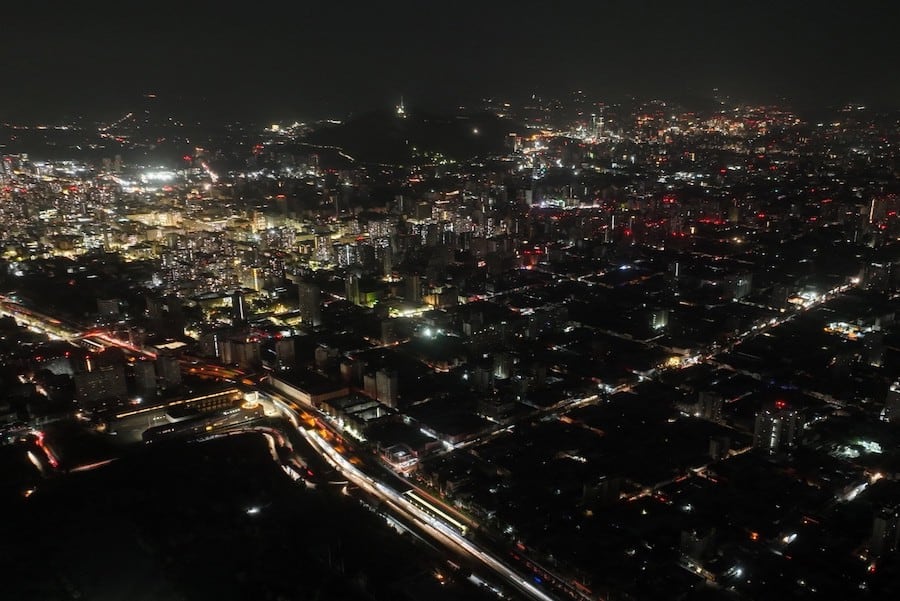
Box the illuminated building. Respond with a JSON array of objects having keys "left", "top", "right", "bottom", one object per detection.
[
  {"left": 223, "top": 337, "right": 261, "bottom": 369},
  {"left": 883, "top": 381, "right": 900, "bottom": 422},
  {"left": 493, "top": 351, "right": 512, "bottom": 380},
  {"left": 753, "top": 401, "right": 801, "bottom": 455},
  {"left": 335, "top": 242, "right": 358, "bottom": 267},
  {"left": 103, "top": 388, "right": 245, "bottom": 439},
  {"left": 231, "top": 291, "right": 247, "bottom": 325}
]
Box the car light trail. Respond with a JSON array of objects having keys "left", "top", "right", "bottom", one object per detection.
[{"left": 287, "top": 407, "right": 559, "bottom": 601}]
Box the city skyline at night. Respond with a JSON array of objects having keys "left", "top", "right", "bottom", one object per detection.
[{"left": 2, "top": 3, "right": 900, "bottom": 601}]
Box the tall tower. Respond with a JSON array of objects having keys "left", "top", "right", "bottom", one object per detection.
[
  {"left": 156, "top": 353, "right": 182, "bottom": 389},
  {"left": 134, "top": 359, "right": 157, "bottom": 393},
  {"left": 396, "top": 96, "right": 407, "bottom": 119},
  {"left": 298, "top": 281, "right": 322, "bottom": 327},
  {"left": 376, "top": 368, "right": 399, "bottom": 408},
  {"left": 345, "top": 273, "right": 361, "bottom": 306},
  {"left": 231, "top": 291, "right": 246, "bottom": 325},
  {"left": 275, "top": 337, "right": 296, "bottom": 370},
  {"left": 405, "top": 274, "right": 422, "bottom": 303}
]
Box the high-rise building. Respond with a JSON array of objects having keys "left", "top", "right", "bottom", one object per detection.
[
  {"left": 314, "top": 345, "right": 339, "bottom": 371},
  {"left": 726, "top": 273, "right": 753, "bottom": 300},
  {"left": 223, "top": 338, "right": 261, "bottom": 370},
  {"left": 680, "top": 527, "right": 716, "bottom": 562},
  {"left": 405, "top": 274, "right": 422, "bottom": 303},
  {"left": 199, "top": 327, "right": 227, "bottom": 359},
  {"left": 471, "top": 364, "right": 493, "bottom": 392},
  {"left": 298, "top": 281, "right": 322, "bottom": 327},
  {"left": 463, "top": 312, "right": 484, "bottom": 337},
  {"left": 493, "top": 352, "right": 512, "bottom": 380},
  {"left": 156, "top": 354, "right": 182, "bottom": 389},
  {"left": 274, "top": 337, "right": 296, "bottom": 370},
  {"left": 147, "top": 294, "right": 185, "bottom": 337},
  {"left": 95, "top": 347, "right": 126, "bottom": 369},
  {"left": 478, "top": 393, "right": 514, "bottom": 421},
  {"left": 882, "top": 381, "right": 900, "bottom": 422},
  {"left": 381, "top": 319, "right": 398, "bottom": 345},
  {"left": 97, "top": 298, "right": 120, "bottom": 319},
  {"left": 698, "top": 391, "right": 723, "bottom": 423},
  {"left": 376, "top": 368, "right": 399, "bottom": 408},
  {"left": 314, "top": 234, "right": 333, "bottom": 263},
  {"left": 345, "top": 273, "right": 361, "bottom": 305},
  {"left": 340, "top": 357, "right": 364, "bottom": 387},
  {"left": 708, "top": 435, "right": 732, "bottom": 461},
  {"left": 381, "top": 245, "right": 394, "bottom": 275},
  {"left": 862, "top": 331, "right": 885, "bottom": 367},
  {"left": 133, "top": 359, "right": 157, "bottom": 392},
  {"left": 650, "top": 308, "right": 669, "bottom": 331},
  {"left": 753, "top": 401, "right": 801, "bottom": 455},
  {"left": 231, "top": 291, "right": 247, "bottom": 324},
  {"left": 74, "top": 364, "right": 127, "bottom": 409},
  {"left": 870, "top": 505, "right": 900, "bottom": 556},
  {"left": 865, "top": 261, "right": 895, "bottom": 292},
  {"left": 363, "top": 372, "right": 377, "bottom": 399},
  {"left": 336, "top": 243, "right": 358, "bottom": 267}
]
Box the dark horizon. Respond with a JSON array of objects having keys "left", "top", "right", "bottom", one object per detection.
[{"left": 2, "top": 1, "right": 899, "bottom": 122}]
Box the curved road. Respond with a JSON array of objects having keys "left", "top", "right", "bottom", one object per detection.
[{"left": 266, "top": 394, "right": 560, "bottom": 601}]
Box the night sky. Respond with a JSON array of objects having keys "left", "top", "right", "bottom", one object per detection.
[{"left": 2, "top": 1, "right": 898, "bottom": 121}]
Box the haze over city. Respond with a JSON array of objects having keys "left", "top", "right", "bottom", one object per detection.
[{"left": 3, "top": 1, "right": 900, "bottom": 121}]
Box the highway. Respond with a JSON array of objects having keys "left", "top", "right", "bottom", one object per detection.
[
  {"left": 0, "top": 294, "right": 82, "bottom": 339},
  {"left": 265, "top": 394, "right": 560, "bottom": 601}
]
